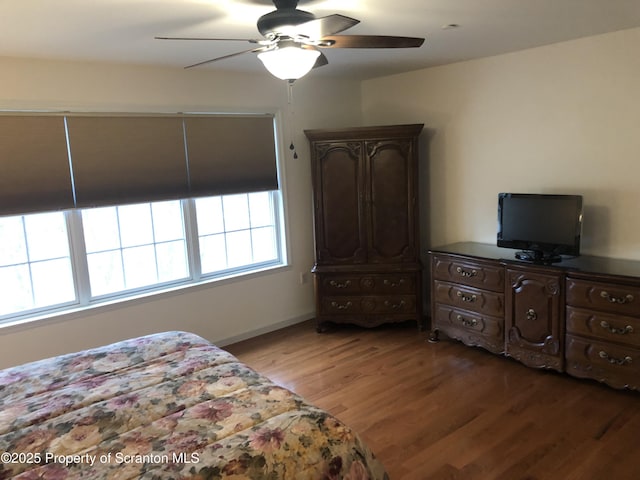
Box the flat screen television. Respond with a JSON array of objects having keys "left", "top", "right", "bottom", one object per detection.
[{"left": 497, "top": 193, "right": 583, "bottom": 264}]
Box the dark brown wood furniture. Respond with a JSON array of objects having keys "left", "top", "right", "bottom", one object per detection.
[
  {"left": 431, "top": 254, "right": 505, "bottom": 354},
  {"left": 430, "top": 242, "right": 640, "bottom": 390},
  {"left": 505, "top": 265, "right": 564, "bottom": 371},
  {"left": 305, "top": 124, "right": 424, "bottom": 332}
]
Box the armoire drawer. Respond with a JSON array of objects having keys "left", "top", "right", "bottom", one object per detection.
[
  {"left": 566, "top": 306, "right": 640, "bottom": 348},
  {"left": 321, "top": 295, "right": 416, "bottom": 315},
  {"left": 319, "top": 273, "right": 416, "bottom": 295},
  {"left": 566, "top": 278, "right": 640, "bottom": 317},
  {"left": 432, "top": 255, "right": 504, "bottom": 292},
  {"left": 433, "top": 280, "right": 505, "bottom": 317},
  {"left": 565, "top": 334, "right": 640, "bottom": 390}
]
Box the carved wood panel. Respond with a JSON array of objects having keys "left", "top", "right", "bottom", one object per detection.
[
  {"left": 505, "top": 268, "right": 564, "bottom": 371},
  {"left": 366, "top": 139, "right": 416, "bottom": 263},
  {"left": 313, "top": 142, "right": 366, "bottom": 264}
]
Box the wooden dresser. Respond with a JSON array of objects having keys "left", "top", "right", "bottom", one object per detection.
[
  {"left": 431, "top": 254, "right": 505, "bottom": 354},
  {"left": 429, "top": 242, "right": 640, "bottom": 391},
  {"left": 305, "top": 124, "right": 424, "bottom": 332},
  {"left": 565, "top": 275, "right": 640, "bottom": 390}
]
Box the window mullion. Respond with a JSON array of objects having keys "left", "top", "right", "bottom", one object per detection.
[
  {"left": 149, "top": 203, "right": 161, "bottom": 283},
  {"left": 220, "top": 196, "right": 230, "bottom": 267},
  {"left": 182, "top": 198, "right": 202, "bottom": 282},
  {"left": 246, "top": 194, "right": 255, "bottom": 263},
  {"left": 115, "top": 206, "right": 128, "bottom": 291},
  {"left": 66, "top": 209, "right": 91, "bottom": 305},
  {"left": 271, "top": 190, "right": 286, "bottom": 265},
  {"left": 20, "top": 217, "right": 37, "bottom": 308}
]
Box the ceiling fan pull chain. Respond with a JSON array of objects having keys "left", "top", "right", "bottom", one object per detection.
[{"left": 287, "top": 79, "right": 298, "bottom": 159}]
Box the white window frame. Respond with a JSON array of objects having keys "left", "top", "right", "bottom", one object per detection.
[{"left": 0, "top": 190, "right": 286, "bottom": 326}]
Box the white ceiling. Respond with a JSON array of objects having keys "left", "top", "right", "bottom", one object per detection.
[{"left": 1, "top": 0, "right": 640, "bottom": 80}]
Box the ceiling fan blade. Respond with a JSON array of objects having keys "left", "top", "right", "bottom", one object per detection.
[
  {"left": 312, "top": 51, "right": 329, "bottom": 69},
  {"left": 184, "top": 47, "right": 268, "bottom": 69},
  {"left": 320, "top": 35, "right": 425, "bottom": 49},
  {"left": 293, "top": 14, "right": 360, "bottom": 38},
  {"left": 156, "top": 36, "right": 258, "bottom": 43}
]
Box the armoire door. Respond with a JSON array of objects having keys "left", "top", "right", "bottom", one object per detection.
[
  {"left": 311, "top": 141, "right": 367, "bottom": 265},
  {"left": 365, "top": 139, "right": 418, "bottom": 264}
]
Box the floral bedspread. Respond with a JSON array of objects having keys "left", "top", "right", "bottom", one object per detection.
[{"left": 0, "top": 331, "right": 387, "bottom": 479}]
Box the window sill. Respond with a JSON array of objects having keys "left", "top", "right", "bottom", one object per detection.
[{"left": 0, "top": 262, "right": 289, "bottom": 335}]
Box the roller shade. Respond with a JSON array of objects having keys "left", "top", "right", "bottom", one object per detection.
[
  {"left": 0, "top": 112, "right": 278, "bottom": 215},
  {"left": 0, "top": 115, "right": 74, "bottom": 215},
  {"left": 184, "top": 115, "right": 278, "bottom": 196},
  {"left": 66, "top": 115, "right": 189, "bottom": 208}
]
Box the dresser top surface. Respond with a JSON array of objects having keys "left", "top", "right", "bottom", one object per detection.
[{"left": 429, "top": 242, "right": 640, "bottom": 281}]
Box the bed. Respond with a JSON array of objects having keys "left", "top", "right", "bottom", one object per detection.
[{"left": 0, "top": 331, "right": 387, "bottom": 479}]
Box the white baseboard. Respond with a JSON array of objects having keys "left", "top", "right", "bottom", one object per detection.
[{"left": 215, "top": 312, "right": 315, "bottom": 347}]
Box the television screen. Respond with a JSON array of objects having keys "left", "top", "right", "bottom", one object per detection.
[{"left": 497, "top": 193, "right": 583, "bottom": 263}]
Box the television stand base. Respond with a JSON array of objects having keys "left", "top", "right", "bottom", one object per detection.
[{"left": 515, "top": 250, "right": 562, "bottom": 264}]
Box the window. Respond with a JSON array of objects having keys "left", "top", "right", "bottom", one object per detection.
[
  {"left": 0, "top": 212, "right": 75, "bottom": 316},
  {"left": 0, "top": 191, "right": 283, "bottom": 323},
  {"left": 196, "top": 192, "right": 278, "bottom": 274},
  {"left": 82, "top": 201, "right": 189, "bottom": 297}
]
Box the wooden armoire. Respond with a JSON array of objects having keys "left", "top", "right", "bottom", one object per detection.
[{"left": 305, "top": 124, "right": 424, "bottom": 332}]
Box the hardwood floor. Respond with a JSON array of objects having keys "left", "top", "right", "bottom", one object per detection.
[{"left": 225, "top": 320, "right": 640, "bottom": 480}]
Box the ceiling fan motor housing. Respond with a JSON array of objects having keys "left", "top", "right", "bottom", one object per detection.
[{"left": 258, "top": 1, "right": 315, "bottom": 36}]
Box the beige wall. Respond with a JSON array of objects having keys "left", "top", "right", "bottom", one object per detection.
[
  {"left": 362, "top": 27, "right": 640, "bottom": 261},
  {"left": 0, "top": 57, "right": 363, "bottom": 368},
  {"left": 4, "top": 26, "right": 639, "bottom": 368}
]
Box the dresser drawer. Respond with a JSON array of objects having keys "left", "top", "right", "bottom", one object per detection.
[
  {"left": 565, "top": 335, "right": 640, "bottom": 390},
  {"left": 432, "top": 255, "right": 504, "bottom": 292},
  {"left": 433, "top": 304, "right": 504, "bottom": 354},
  {"left": 318, "top": 273, "right": 416, "bottom": 295},
  {"left": 566, "top": 278, "right": 640, "bottom": 316},
  {"left": 566, "top": 306, "right": 640, "bottom": 347},
  {"left": 433, "top": 280, "right": 505, "bottom": 317},
  {"left": 321, "top": 295, "right": 416, "bottom": 315}
]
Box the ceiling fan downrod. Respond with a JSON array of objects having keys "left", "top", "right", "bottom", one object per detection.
[
  {"left": 273, "top": 0, "right": 299, "bottom": 8},
  {"left": 258, "top": 0, "right": 315, "bottom": 36}
]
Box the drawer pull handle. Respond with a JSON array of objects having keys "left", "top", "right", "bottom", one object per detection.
[
  {"left": 599, "top": 321, "right": 634, "bottom": 335},
  {"left": 329, "top": 280, "right": 351, "bottom": 289},
  {"left": 384, "top": 300, "right": 406, "bottom": 310},
  {"left": 600, "top": 291, "right": 634, "bottom": 305},
  {"left": 526, "top": 308, "right": 538, "bottom": 321},
  {"left": 598, "top": 351, "right": 633, "bottom": 366},
  {"left": 330, "top": 301, "right": 352, "bottom": 310},
  {"left": 456, "top": 315, "right": 478, "bottom": 328},
  {"left": 456, "top": 291, "right": 477, "bottom": 303},
  {"left": 456, "top": 266, "right": 477, "bottom": 278},
  {"left": 383, "top": 278, "right": 406, "bottom": 288}
]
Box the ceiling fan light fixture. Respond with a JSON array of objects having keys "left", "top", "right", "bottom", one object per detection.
[{"left": 258, "top": 43, "right": 321, "bottom": 80}]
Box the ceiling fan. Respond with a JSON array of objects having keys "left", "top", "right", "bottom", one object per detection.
[{"left": 156, "top": 0, "right": 425, "bottom": 80}]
